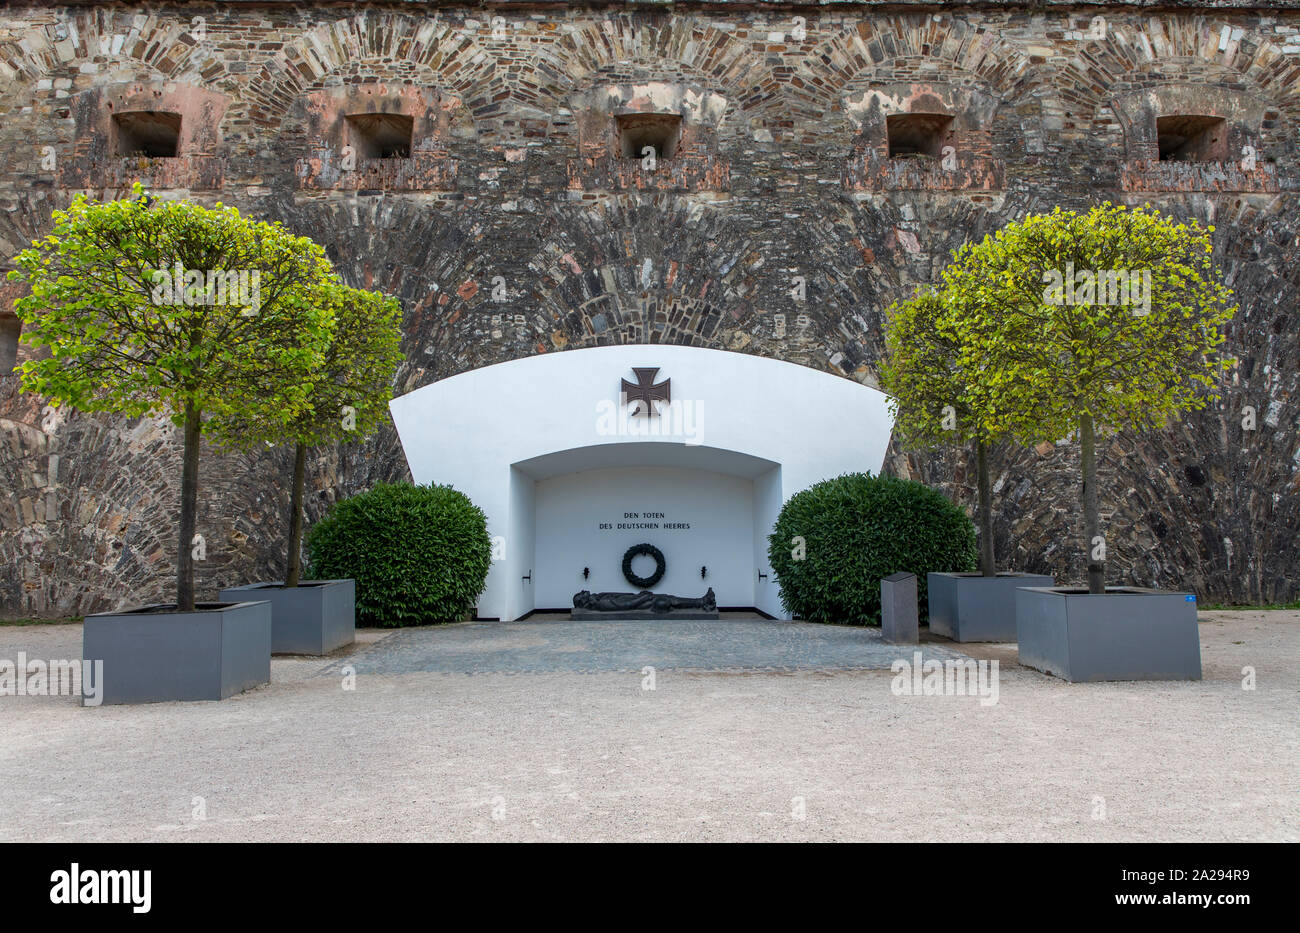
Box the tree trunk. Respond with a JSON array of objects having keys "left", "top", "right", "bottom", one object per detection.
[
  {"left": 176, "top": 403, "right": 202, "bottom": 612},
  {"left": 976, "top": 439, "right": 995, "bottom": 577},
  {"left": 285, "top": 442, "right": 308, "bottom": 588},
  {"left": 1080, "top": 413, "right": 1105, "bottom": 595}
]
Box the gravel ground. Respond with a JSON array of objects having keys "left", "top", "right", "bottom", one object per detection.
[
  {"left": 0, "top": 611, "right": 1295, "bottom": 842},
  {"left": 323, "top": 615, "right": 972, "bottom": 674}
]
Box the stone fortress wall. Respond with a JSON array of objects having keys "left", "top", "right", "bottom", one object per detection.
[{"left": 0, "top": 1, "right": 1296, "bottom": 616}]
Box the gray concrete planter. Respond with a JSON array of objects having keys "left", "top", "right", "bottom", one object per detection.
[
  {"left": 1015, "top": 586, "right": 1202, "bottom": 682},
  {"left": 927, "top": 572, "right": 1054, "bottom": 642},
  {"left": 82, "top": 601, "right": 271, "bottom": 705},
  {"left": 219, "top": 580, "right": 355, "bottom": 655}
]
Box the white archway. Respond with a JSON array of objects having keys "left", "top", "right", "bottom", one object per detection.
[{"left": 389, "top": 344, "right": 894, "bottom": 620}]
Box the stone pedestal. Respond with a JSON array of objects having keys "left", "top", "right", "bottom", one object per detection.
[
  {"left": 570, "top": 608, "right": 718, "bottom": 620},
  {"left": 881, "top": 572, "right": 918, "bottom": 644}
]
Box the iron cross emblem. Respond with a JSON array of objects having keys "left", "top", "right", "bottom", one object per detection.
[{"left": 621, "top": 367, "right": 671, "bottom": 417}]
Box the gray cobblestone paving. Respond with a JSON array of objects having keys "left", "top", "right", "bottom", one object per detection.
[{"left": 320, "top": 618, "right": 974, "bottom": 675}]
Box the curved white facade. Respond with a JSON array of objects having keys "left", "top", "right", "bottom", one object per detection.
[{"left": 389, "top": 345, "right": 894, "bottom": 619}]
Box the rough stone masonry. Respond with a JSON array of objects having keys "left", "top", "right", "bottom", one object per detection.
[{"left": 0, "top": 0, "right": 1297, "bottom": 617}]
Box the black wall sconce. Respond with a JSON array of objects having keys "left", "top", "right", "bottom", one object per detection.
[
  {"left": 700, "top": 565, "right": 708, "bottom": 579},
  {"left": 522, "top": 570, "right": 532, "bottom": 584},
  {"left": 582, "top": 567, "right": 590, "bottom": 580},
  {"left": 757, "top": 570, "right": 768, "bottom": 582}
]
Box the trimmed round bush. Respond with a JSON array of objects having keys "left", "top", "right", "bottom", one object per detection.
[
  {"left": 306, "top": 482, "right": 491, "bottom": 627},
  {"left": 767, "top": 472, "right": 976, "bottom": 626}
]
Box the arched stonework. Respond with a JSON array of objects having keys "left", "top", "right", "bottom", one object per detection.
[
  {"left": 789, "top": 19, "right": 1048, "bottom": 194},
  {"left": 59, "top": 79, "right": 229, "bottom": 190},
  {"left": 289, "top": 82, "right": 467, "bottom": 192},
  {"left": 792, "top": 16, "right": 1039, "bottom": 105},
  {"left": 521, "top": 196, "right": 769, "bottom": 357},
  {"left": 545, "top": 17, "right": 781, "bottom": 113},
  {"left": 566, "top": 81, "right": 731, "bottom": 193},
  {"left": 239, "top": 19, "right": 499, "bottom": 195},
  {"left": 243, "top": 15, "right": 501, "bottom": 129},
  {"left": 1054, "top": 15, "right": 1300, "bottom": 105},
  {"left": 1039, "top": 18, "right": 1300, "bottom": 190},
  {"left": 267, "top": 195, "right": 499, "bottom": 389},
  {"left": 841, "top": 78, "right": 1007, "bottom": 191},
  {"left": 1110, "top": 83, "right": 1282, "bottom": 192},
  {"left": 0, "top": 11, "right": 230, "bottom": 86}
]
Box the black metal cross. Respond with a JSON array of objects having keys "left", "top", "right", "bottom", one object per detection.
[{"left": 621, "top": 367, "right": 671, "bottom": 417}]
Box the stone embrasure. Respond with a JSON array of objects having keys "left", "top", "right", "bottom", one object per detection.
[{"left": 1, "top": 1, "right": 1297, "bottom": 615}]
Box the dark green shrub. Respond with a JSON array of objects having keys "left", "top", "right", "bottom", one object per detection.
[
  {"left": 767, "top": 472, "right": 976, "bottom": 625},
  {"left": 306, "top": 482, "right": 491, "bottom": 627}
]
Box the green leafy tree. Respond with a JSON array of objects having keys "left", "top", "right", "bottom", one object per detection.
[
  {"left": 213, "top": 282, "right": 404, "bottom": 586},
  {"left": 880, "top": 288, "right": 1031, "bottom": 577},
  {"left": 7, "top": 186, "right": 337, "bottom": 610},
  {"left": 941, "top": 203, "right": 1236, "bottom": 593}
]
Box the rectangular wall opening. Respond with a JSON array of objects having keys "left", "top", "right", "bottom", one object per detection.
[
  {"left": 345, "top": 113, "right": 414, "bottom": 160},
  {"left": 616, "top": 113, "right": 682, "bottom": 160},
  {"left": 1157, "top": 115, "right": 1228, "bottom": 162},
  {"left": 886, "top": 113, "right": 954, "bottom": 158},
  {"left": 112, "top": 111, "right": 182, "bottom": 157}
]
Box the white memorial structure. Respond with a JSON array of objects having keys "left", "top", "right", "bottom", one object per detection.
[{"left": 389, "top": 345, "right": 894, "bottom": 619}]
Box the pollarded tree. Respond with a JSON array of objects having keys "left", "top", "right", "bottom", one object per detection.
[
  {"left": 880, "top": 288, "right": 1040, "bottom": 577},
  {"left": 212, "top": 281, "right": 404, "bottom": 587},
  {"left": 7, "top": 186, "right": 337, "bottom": 611},
  {"left": 941, "top": 203, "right": 1236, "bottom": 594}
]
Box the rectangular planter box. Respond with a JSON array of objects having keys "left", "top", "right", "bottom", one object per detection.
[
  {"left": 83, "top": 601, "right": 271, "bottom": 705},
  {"left": 1015, "top": 586, "right": 1202, "bottom": 682},
  {"left": 219, "top": 580, "right": 355, "bottom": 655},
  {"left": 927, "top": 572, "right": 1055, "bottom": 642}
]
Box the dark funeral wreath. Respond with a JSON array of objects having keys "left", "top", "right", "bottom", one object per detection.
[{"left": 621, "top": 543, "right": 666, "bottom": 589}]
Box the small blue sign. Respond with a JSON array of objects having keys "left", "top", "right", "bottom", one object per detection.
[{"left": 1185, "top": 595, "right": 1196, "bottom": 602}]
